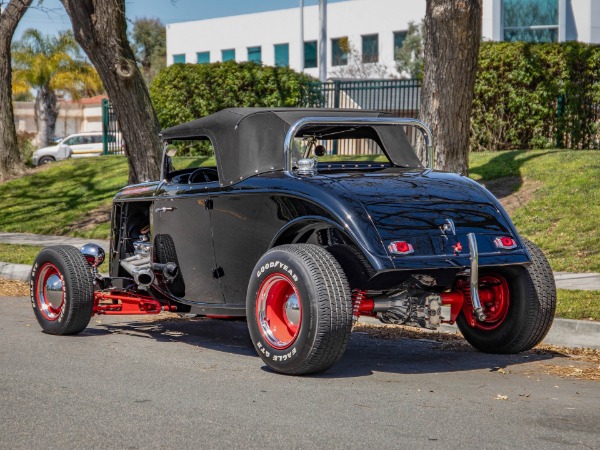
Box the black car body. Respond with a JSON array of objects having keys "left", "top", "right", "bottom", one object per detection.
[{"left": 30, "top": 108, "right": 556, "bottom": 375}]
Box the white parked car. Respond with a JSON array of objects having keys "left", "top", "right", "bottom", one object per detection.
[{"left": 31, "top": 132, "right": 121, "bottom": 166}]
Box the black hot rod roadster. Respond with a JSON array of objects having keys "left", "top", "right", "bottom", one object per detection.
[{"left": 30, "top": 108, "right": 556, "bottom": 375}]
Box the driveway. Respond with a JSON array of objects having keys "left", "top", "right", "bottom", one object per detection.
[{"left": 1, "top": 296, "right": 598, "bottom": 449}]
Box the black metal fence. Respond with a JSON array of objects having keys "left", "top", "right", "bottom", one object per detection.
[
  {"left": 555, "top": 92, "right": 600, "bottom": 150},
  {"left": 301, "top": 78, "right": 600, "bottom": 150},
  {"left": 299, "top": 79, "right": 422, "bottom": 154},
  {"left": 300, "top": 79, "right": 421, "bottom": 115},
  {"left": 101, "top": 98, "right": 125, "bottom": 155}
]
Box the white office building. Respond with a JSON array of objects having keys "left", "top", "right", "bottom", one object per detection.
[{"left": 166, "top": 0, "right": 600, "bottom": 79}]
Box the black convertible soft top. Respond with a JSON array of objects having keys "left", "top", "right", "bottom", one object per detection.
[{"left": 160, "top": 108, "right": 422, "bottom": 186}]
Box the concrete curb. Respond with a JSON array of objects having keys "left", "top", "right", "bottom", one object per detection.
[
  {"left": 359, "top": 316, "right": 600, "bottom": 350},
  {"left": 0, "top": 262, "right": 31, "bottom": 282}
]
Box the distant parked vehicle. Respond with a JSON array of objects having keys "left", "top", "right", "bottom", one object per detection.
[{"left": 31, "top": 132, "right": 122, "bottom": 166}]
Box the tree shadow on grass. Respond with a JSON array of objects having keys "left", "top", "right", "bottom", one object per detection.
[{"left": 469, "top": 150, "right": 555, "bottom": 199}]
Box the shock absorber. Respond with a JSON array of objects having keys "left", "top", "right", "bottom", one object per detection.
[{"left": 351, "top": 289, "right": 375, "bottom": 323}]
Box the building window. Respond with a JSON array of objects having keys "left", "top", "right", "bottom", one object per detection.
[
  {"left": 362, "top": 34, "right": 379, "bottom": 63},
  {"left": 304, "top": 40, "right": 318, "bottom": 69},
  {"left": 274, "top": 43, "right": 289, "bottom": 67},
  {"left": 393, "top": 31, "right": 408, "bottom": 60},
  {"left": 503, "top": 0, "right": 559, "bottom": 42},
  {"left": 173, "top": 54, "right": 186, "bottom": 64},
  {"left": 248, "top": 46, "right": 262, "bottom": 63},
  {"left": 222, "top": 49, "right": 235, "bottom": 62},
  {"left": 331, "top": 37, "right": 349, "bottom": 66},
  {"left": 197, "top": 51, "right": 210, "bottom": 64}
]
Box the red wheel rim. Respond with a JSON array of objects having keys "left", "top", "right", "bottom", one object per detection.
[
  {"left": 473, "top": 274, "right": 510, "bottom": 330},
  {"left": 35, "top": 263, "right": 65, "bottom": 321},
  {"left": 256, "top": 273, "right": 302, "bottom": 349}
]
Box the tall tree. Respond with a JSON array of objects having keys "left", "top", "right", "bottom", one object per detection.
[
  {"left": 12, "top": 29, "right": 103, "bottom": 148},
  {"left": 420, "top": 0, "right": 482, "bottom": 174},
  {"left": 60, "top": 0, "right": 162, "bottom": 184},
  {"left": 0, "top": 0, "right": 32, "bottom": 181},
  {"left": 395, "top": 21, "right": 424, "bottom": 80},
  {"left": 131, "top": 17, "right": 166, "bottom": 85},
  {"left": 330, "top": 38, "right": 389, "bottom": 79}
]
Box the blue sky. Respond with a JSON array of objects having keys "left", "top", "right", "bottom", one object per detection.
[{"left": 15, "top": 0, "right": 348, "bottom": 40}]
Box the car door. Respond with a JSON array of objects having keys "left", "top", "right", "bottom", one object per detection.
[{"left": 152, "top": 178, "right": 224, "bottom": 304}]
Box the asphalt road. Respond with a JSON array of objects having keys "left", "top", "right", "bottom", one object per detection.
[{"left": 1, "top": 296, "right": 598, "bottom": 450}]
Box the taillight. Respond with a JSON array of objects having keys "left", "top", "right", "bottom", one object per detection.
[
  {"left": 494, "top": 236, "right": 518, "bottom": 250},
  {"left": 388, "top": 241, "right": 414, "bottom": 255}
]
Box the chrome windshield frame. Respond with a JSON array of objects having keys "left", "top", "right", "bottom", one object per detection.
[{"left": 283, "top": 117, "right": 434, "bottom": 174}]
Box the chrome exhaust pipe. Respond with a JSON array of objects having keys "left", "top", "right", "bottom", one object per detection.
[
  {"left": 152, "top": 262, "right": 178, "bottom": 282},
  {"left": 467, "top": 233, "right": 486, "bottom": 321},
  {"left": 120, "top": 255, "right": 155, "bottom": 288}
]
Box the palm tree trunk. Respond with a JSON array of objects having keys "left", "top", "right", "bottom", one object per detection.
[
  {"left": 61, "top": 0, "right": 161, "bottom": 184},
  {"left": 35, "top": 87, "right": 59, "bottom": 148},
  {"left": 420, "top": 0, "right": 482, "bottom": 175},
  {"left": 0, "top": 0, "right": 32, "bottom": 181}
]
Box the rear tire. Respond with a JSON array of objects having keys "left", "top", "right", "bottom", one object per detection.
[
  {"left": 38, "top": 156, "right": 55, "bottom": 165},
  {"left": 457, "top": 239, "right": 556, "bottom": 353},
  {"left": 30, "top": 245, "right": 94, "bottom": 335},
  {"left": 247, "top": 244, "right": 352, "bottom": 375}
]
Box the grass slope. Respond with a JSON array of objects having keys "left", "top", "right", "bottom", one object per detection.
[
  {"left": 470, "top": 150, "right": 600, "bottom": 272},
  {"left": 0, "top": 150, "right": 598, "bottom": 272},
  {"left": 0, "top": 156, "right": 214, "bottom": 239}
]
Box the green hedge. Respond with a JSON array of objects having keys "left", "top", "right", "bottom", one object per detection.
[
  {"left": 150, "top": 61, "right": 314, "bottom": 141},
  {"left": 471, "top": 41, "right": 600, "bottom": 151}
]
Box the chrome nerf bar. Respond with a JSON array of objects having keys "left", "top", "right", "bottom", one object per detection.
[{"left": 467, "top": 233, "right": 487, "bottom": 322}]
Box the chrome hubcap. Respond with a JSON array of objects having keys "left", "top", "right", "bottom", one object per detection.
[
  {"left": 36, "top": 264, "right": 65, "bottom": 321},
  {"left": 256, "top": 273, "right": 302, "bottom": 349},
  {"left": 284, "top": 294, "right": 300, "bottom": 325}
]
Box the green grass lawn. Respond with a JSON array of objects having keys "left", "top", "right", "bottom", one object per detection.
[
  {"left": 0, "top": 243, "right": 43, "bottom": 265},
  {"left": 2, "top": 237, "right": 596, "bottom": 321},
  {"left": 556, "top": 289, "right": 600, "bottom": 321},
  {"left": 0, "top": 155, "right": 214, "bottom": 239},
  {"left": 470, "top": 150, "right": 600, "bottom": 273},
  {"left": 0, "top": 150, "right": 598, "bottom": 272}
]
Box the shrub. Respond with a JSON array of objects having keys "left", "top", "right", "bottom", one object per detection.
[
  {"left": 471, "top": 41, "right": 600, "bottom": 151},
  {"left": 150, "top": 61, "right": 315, "bottom": 155},
  {"left": 17, "top": 130, "right": 36, "bottom": 165}
]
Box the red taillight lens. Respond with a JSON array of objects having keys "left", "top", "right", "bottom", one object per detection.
[
  {"left": 388, "top": 241, "right": 414, "bottom": 255},
  {"left": 494, "top": 236, "right": 518, "bottom": 250}
]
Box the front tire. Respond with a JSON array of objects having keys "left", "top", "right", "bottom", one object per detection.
[
  {"left": 30, "top": 245, "right": 95, "bottom": 335},
  {"left": 457, "top": 239, "right": 556, "bottom": 353},
  {"left": 247, "top": 244, "right": 353, "bottom": 375},
  {"left": 37, "top": 156, "right": 55, "bottom": 165}
]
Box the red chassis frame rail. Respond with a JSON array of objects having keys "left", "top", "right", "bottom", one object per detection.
[{"left": 93, "top": 291, "right": 176, "bottom": 316}]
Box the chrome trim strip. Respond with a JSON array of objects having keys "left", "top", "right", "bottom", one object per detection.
[{"left": 283, "top": 117, "right": 434, "bottom": 173}]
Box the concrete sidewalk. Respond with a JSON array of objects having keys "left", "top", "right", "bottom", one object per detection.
[
  {"left": 0, "top": 232, "right": 109, "bottom": 249},
  {"left": 1, "top": 232, "right": 598, "bottom": 290}
]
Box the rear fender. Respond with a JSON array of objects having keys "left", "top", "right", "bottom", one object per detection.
[{"left": 270, "top": 217, "right": 381, "bottom": 285}]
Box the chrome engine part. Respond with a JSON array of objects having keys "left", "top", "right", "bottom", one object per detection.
[
  {"left": 120, "top": 253, "right": 154, "bottom": 289},
  {"left": 120, "top": 234, "right": 179, "bottom": 290}
]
